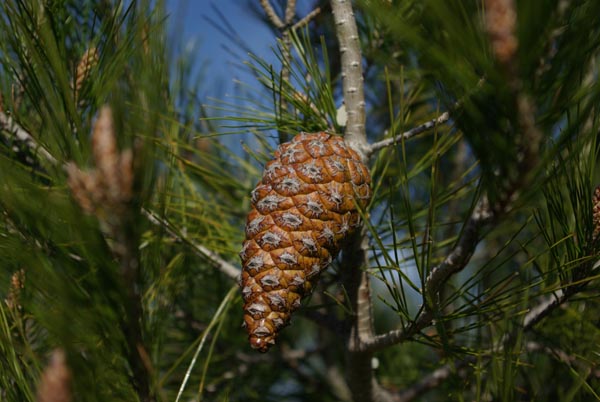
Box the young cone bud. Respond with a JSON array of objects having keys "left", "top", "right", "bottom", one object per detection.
[
  {"left": 240, "top": 132, "right": 371, "bottom": 352},
  {"left": 67, "top": 106, "right": 134, "bottom": 217},
  {"left": 74, "top": 47, "right": 98, "bottom": 100},
  {"left": 92, "top": 106, "right": 119, "bottom": 198},
  {"left": 485, "top": 0, "right": 518, "bottom": 66},
  {"left": 593, "top": 185, "right": 600, "bottom": 241},
  {"left": 36, "top": 349, "right": 71, "bottom": 402},
  {"left": 5, "top": 269, "right": 25, "bottom": 310}
]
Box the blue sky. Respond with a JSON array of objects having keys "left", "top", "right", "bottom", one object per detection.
[
  {"left": 166, "top": 1, "right": 277, "bottom": 100},
  {"left": 163, "top": 1, "right": 316, "bottom": 152}
]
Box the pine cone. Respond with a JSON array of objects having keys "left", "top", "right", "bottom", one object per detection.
[{"left": 240, "top": 132, "right": 371, "bottom": 352}]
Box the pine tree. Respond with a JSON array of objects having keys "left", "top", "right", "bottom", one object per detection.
[{"left": 0, "top": 0, "right": 599, "bottom": 401}]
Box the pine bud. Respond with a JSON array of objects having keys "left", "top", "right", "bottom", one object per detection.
[
  {"left": 36, "top": 349, "right": 71, "bottom": 402},
  {"left": 5, "top": 269, "right": 25, "bottom": 310},
  {"left": 240, "top": 132, "right": 371, "bottom": 352},
  {"left": 67, "top": 106, "right": 133, "bottom": 216},
  {"left": 91, "top": 106, "right": 119, "bottom": 197},
  {"left": 74, "top": 47, "right": 98, "bottom": 101},
  {"left": 485, "top": 0, "right": 518, "bottom": 66}
]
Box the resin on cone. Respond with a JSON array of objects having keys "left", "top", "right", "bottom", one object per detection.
[{"left": 240, "top": 132, "right": 371, "bottom": 352}]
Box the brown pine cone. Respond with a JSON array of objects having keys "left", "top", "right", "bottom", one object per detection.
[{"left": 240, "top": 132, "right": 371, "bottom": 352}]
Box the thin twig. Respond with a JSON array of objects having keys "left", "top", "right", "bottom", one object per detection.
[
  {"left": 359, "top": 309, "right": 434, "bottom": 353},
  {"left": 259, "top": 0, "right": 299, "bottom": 144},
  {"left": 259, "top": 0, "right": 284, "bottom": 29},
  {"left": 524, "top": 341, "right": 581, "bottom": 367},
  {"left": 258, "top": 3, "right": 321, "bottom": 143},
  {"left": 366, "top": 111, "right": 451, "bottom": 157},
  {"left": 366, "top": 77, "right": 487, "bottom": 158},
  {"left": 523, "top": 288, "right": 566, "bottom": 329},
  {"left": 292, "top": 7, "right": 322, "bottom": 30},
  {"left": 143, "top": 209, "right": 240, "bottom": 281},
  {"left": 396, "top": 357, "right": 473, "bottom": 402}
]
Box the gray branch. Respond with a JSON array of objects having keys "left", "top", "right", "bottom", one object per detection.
[
  {"left": 359, "top": 309, "right": 434, "bottom": 353},
  {"left": 331, "top": 0, "right": 367, "bottom": 155},
  {"left": 143, "top": 209, "right": 240, "bottom": 281},
  {"left": 396, "top": 357, "right": 473, "bottom": 402},
  {"left": 425, "top": 197, "right": 494, "bottom": 297},
  {"left": 292, "top": 7, "right": 322, "bottom": 30},
  {"left": 331, "top": 2, "right": 395, "bottom": 401},
  {"left": 366, "top": 111, "right": 451, "bottom": 157}
]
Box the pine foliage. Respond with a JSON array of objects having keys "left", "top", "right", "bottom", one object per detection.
[{"left": 0, "top": 0, "right": 599, "bottom": 401}]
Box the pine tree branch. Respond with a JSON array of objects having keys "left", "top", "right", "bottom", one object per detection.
[
  {"left": 359, "top": 60, "right": 541, "bottom": 351},
  {"left": 388, "top": 268, "right": 598, "bottom": 401},
  {"left": 524, "top": 341, "right": 583, "bottom": 367},
  {"left": 331, "top": 0, "right": 372, "bottom": 347},
  {"left": 258, "top": 3, "right": 321, "bottom": 143},
  {"left": 340, "top": 230, "right": 384, "bottom": 401},
  {"left": 331, "top": 0, "right": 367, "bottom": 154},
  {"left": 360, "top": 198, "right": 493, "bottom": 353},
  {"left": 143, "top": 209, "right": 240, "bottom": 281},
  {"left": 346, "top": 230, "right": 375, "bottom": 342},
  {"left": 330, "top": 2, "right": 393, "bottom": 401},
  {"left": 394, "top": 340, "right": 590, "bottom": 402},
  {"left": 358, "top": 310, "right": 434, "bottom": 353}
]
